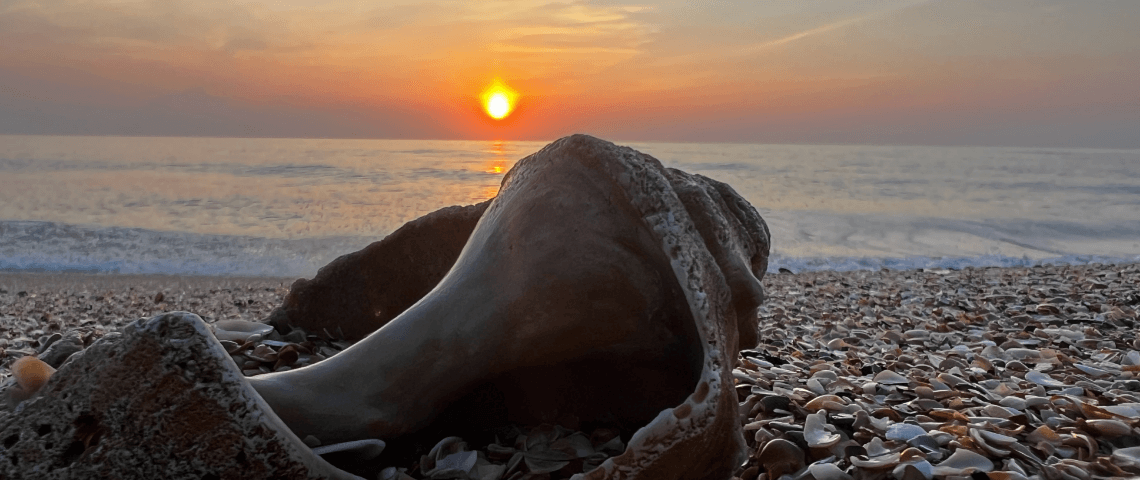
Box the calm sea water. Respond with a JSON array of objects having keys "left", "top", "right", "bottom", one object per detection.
[{"left": 1, "top": 134, "right": 1138, "bottom": 277}]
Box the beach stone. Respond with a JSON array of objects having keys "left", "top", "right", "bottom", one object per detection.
[
  {"left": 0, "top": 311, "right": 361, "bottom": 480},
  {"left": 267, "top": 200, "right": 491, "bottom": 341}
]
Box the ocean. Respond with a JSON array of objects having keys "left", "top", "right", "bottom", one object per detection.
[{"left": 1, "top": 134, "right": 1137, "bottom": 278}]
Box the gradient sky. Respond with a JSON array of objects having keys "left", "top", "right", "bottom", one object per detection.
[{"left": 1, "top": 0, "right": 1137, "bottom": 147}]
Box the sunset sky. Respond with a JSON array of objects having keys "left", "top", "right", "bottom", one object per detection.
[{"left": 1, "top": 0, "right": 1137, "bottom": 147}]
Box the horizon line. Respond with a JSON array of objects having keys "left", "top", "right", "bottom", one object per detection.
[{"left": 2, "top": 132, "right": 1137, "bottom": 152}]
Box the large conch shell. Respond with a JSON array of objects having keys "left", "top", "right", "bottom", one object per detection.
[{"left": 257, "top": 134, "right": 770, "bottom": 479}]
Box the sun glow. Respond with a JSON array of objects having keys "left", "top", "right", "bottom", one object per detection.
[{"left": 481, "top": 81, "right": 518, "bottom": 120}]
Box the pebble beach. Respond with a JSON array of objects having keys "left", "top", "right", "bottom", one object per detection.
[{"left": 3, "top": 262, "right": 1140, "bottom": 479}]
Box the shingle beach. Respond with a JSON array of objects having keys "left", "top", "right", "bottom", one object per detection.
[{"left": 3, "top": 262, "right": 1139, "bottom": 479}]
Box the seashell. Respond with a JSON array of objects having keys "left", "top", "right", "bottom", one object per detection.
[
  {"left": 982, "top": 404, "right": 1015, "bottom": 418},
  {"left": 274, "top": 348, "right": 299, "bottom": 370},
  {"left": 804, "top": 395, "right": 844, "bottom": 411},
  {"left": 850, "top": 452, "right": 900, "bottom": 469},
  {"left": 1126, "top": 351, "right": 1140, "bottom": 366},
  {"left": 988, "top": 472, "right": 1029, "bottom": 480},
  {"left": 485, "top": 444, "right": 516, "bottom": 462},
  {"left": 219, "top": 340, "right": 241, "bottom": 354},
  {"left": 864, "top": 437, "right": 892, "bottom": 458},
  {"left": 1112, "top": 446, "right": 1140, "bottom": 467},
  {"left": 1076, "top": 399, "right": 1118, "bottom": 420},
  {"left": 1058, "top": 386, "right": 1084, "bottom": 396},
  {"left": 1073, "top": 363, "right": 1111, "bottom": 378},
  {"left": 898, "top": 447, "right": 925, "bottom": 462},
  {"left": 550, "top": 432, "right": 596, "bottom": 458},
  {"left": 930, "top": 448, "right": 995, "bottom": 476},
  {"left": 311, "top": 439, "right": 386, "bottom": 461},
  {"left": 260, "top": 339, "right": 291, "bottom": 348},
  {"left": 212, "top": 319, "right": 274, "bottom": 342},
  {"left": 827, "top": 338, "right": 849, "bottom": 350},
  {"left": 874, "top": 370, "right": 909, "bottom": 385},
  {"left": 1084, "top": 419, "right": 1131, "bottom": 437},
  {"left": 970, "top": 428, "right": 1011, "bottom": 457},
  {"left": 936, "top": 373, "right": 966, "bottom": 388},
  {"left": 1063, "top": 433, "right": 1097, "bottom": 462},
  {"left": 804, "top": 411, "right": 841, "bottom": 448},
  {"left": 7, "top": 355, "right": 57, "bottom": 406},
  {"left": 432, "top": 451, "right": 479, "bottom": 478},
  {"left": 975, "top": 429, "right": 1017, "bottom": 447},
  {"left": 1025, "top": 371, "right": 1066, "bottom": 388},
  {"left": 998, "top": 396, "right": 1027, "bottom": 410},
  {"left": 472, "top": 464, "right": 506, "bottom": 480},
  {"left": 12, "top": 355, "right": 56, "bottom": 393},
  {"left": 913, "top": 386, "right": 935, "bottom": 399},
  {"left": 379, "top": 467, "right": 415, "bottom": 480},
  {"left": 885, "top": 423, "right": 926, "bottom": 442},
  {"left": 504, "top": 451, "right": 524, "bottom": 475},
  {"left": 247, "top": 344, "right": 279, "bottom": 363},
  {"left": 1003, "top": 348, "right": 1041, "bottom": 360},
  {"left": 808, "top": 462, "right": 853, "bottom": 480},
  {"left": 1102, "top": 405, "right": 1140, "bottom": 419},
  {"left": 894, "top": 461, "right": 935, "bottom": 480},
  {"left": 1026, "top": 425, "right": 1063, "bottom": 446},
  {"left": 906, "top": 435, "right": 940, "bottom": 454},
  {"left": 756, "top": 438, "right": 805, "bottom": 479},
  {"left": 1023, "top": 396, "right": 1050, "bottom": 409}
]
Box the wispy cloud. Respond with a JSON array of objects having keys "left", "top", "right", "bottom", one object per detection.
[{"left": 733, "top": 0, "right": 933, "bottom": 56}]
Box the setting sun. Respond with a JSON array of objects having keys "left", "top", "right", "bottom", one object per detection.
[
  {"left": 487, "top": 93, "right": 511, "bottom": 119},
  {"left": 481, "top": 80, "right": 517, "bottom": 121}
]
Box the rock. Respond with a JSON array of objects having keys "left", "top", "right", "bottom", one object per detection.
[
  {"left": 250, "top": 135, "right": 770, "bottom": 480},
  {"left": 0, "top": 312, "right": 362, "bottom": 480}
]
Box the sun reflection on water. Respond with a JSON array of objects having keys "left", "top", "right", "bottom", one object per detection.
[{"left": 478, "top": 140, "right": 514, "bottom": 199}]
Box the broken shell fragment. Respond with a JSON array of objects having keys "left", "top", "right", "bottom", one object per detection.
[
  {"left": 874, "top": 370, "right": 910, "bottom": 385},
  {"left": 931, "top": 448, "right": 995, "bottom": 476},
  {"left": 1112, "top": 446, "right": 1140, "bottom": 468},
  {"left": 1025, "top": 371, "right": 1067, "bottom": 388},
  {"left": 808, "top": 462, "right": 853, "bottom": 480},
  {"left": 757, "top": 438, "right": 806, "bottom": 479},
  {"left": 893, "top": 460, "right": 934, "bottom": 480},
  {"left": 850, "top": 452, "right": 900, "bottom": 469},
  {"left": 211, "top": 319, "right": 274, "bottom": 342},
  {"left": 311, "top": 439, "right": 387, "bottom": 462},
  {"left": 885, "top": 423, "right": 926, "bottom": 442},
  {"left": 805, "top": 411, "right": 842, "bottom": 448},
  {"left": 1084, "top": 419, "right": 1131, "bottom": 437}
]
